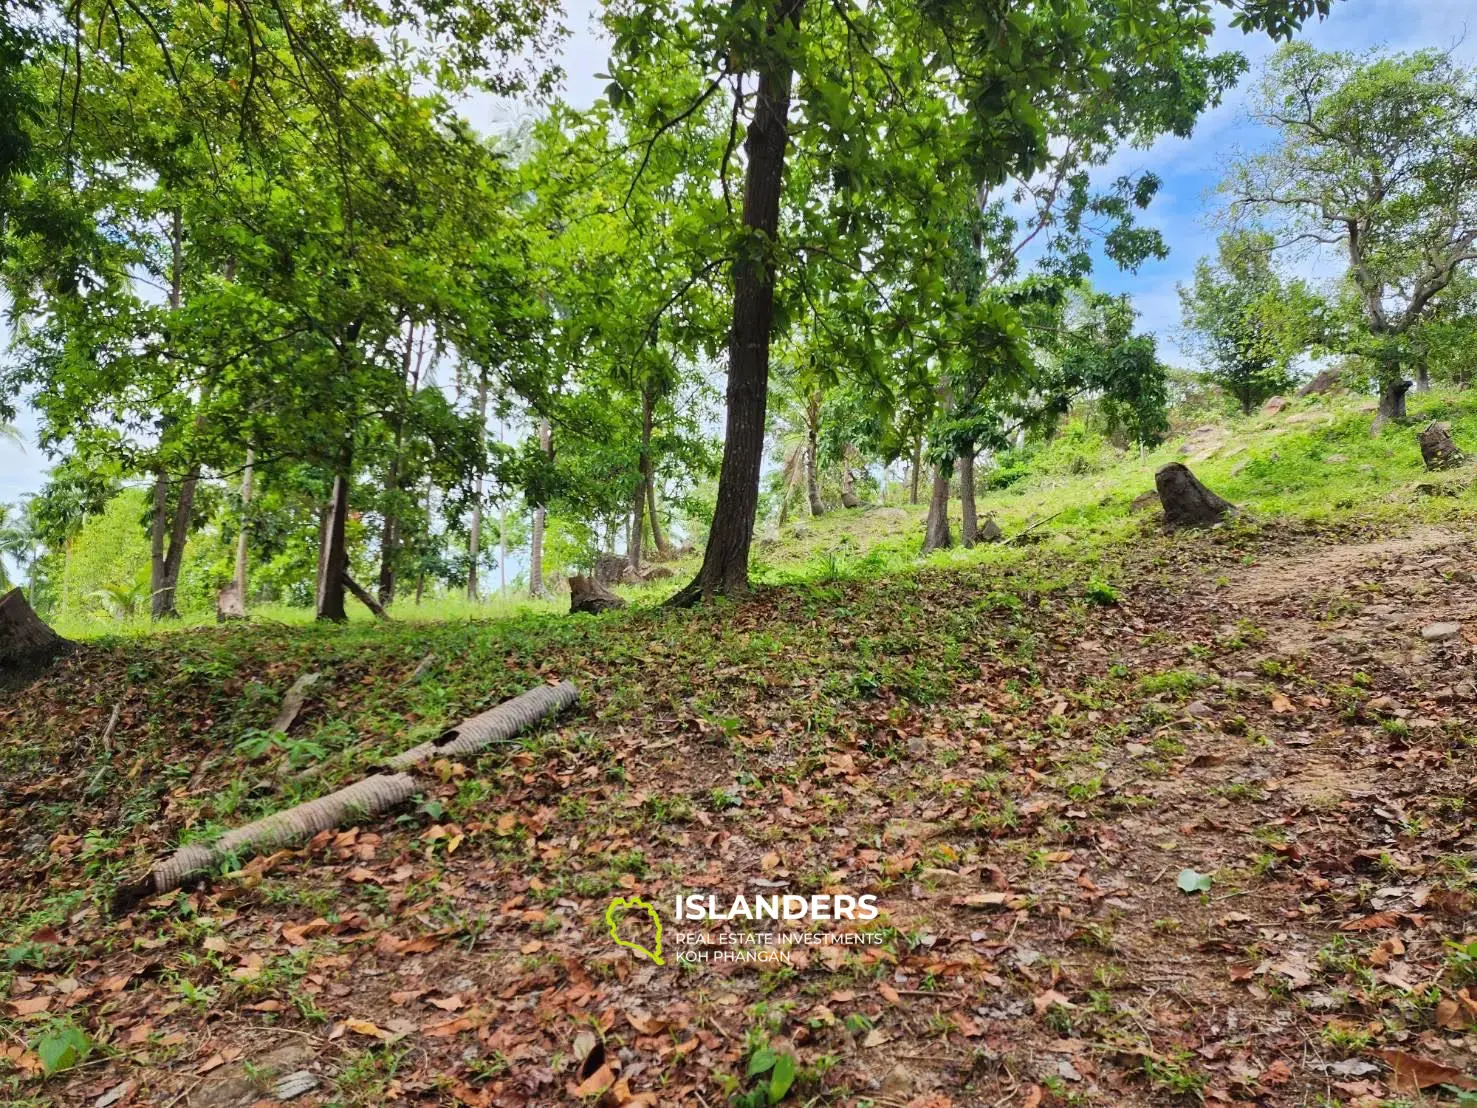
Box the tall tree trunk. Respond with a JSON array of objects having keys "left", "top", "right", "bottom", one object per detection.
[
  {"left": 233, "top": 449, "right": 253, "bottom": 600},
  {"left": 377, "top": 462, "right": 399, "bottom": 607},
  {"left": 909, "top": 436, "right": 922, "bottom": 505},
  {"left": 922, "top": 465, "right": 952, "bottom": 553},
  {"left": 806, "top": 406, "right": 823, "bottom": 517},
  {"left": 647, "top": 478, "right": 669, "bottom": 557},
  {"left": 1378, "top": 377, "right": 1412, "bottom": 421},
  {"left": 529, "top": 418, "right": 550, "bottom": 598},
  {"left": 630, "top": 388, "right": 654, "bottom": 570},
  {"left": 959, "top": 447, "right": 977, "bottom": 547},
  {"left": 467, "top": 369, "right": 489, "bottom": 601},
  {"left": 151, "top": 209, "right": 194, "bottom": 621},
  {"left": 670, "top": 4, "right": 800, "bottom": 605},
  {"left": 378, "top": 324, "right": 421, "bottom": 607},
  {"left": 150, "top": 472, "right": 169, "bottom": 613},
  {"left": 153, "top": 464, "right": 199, "bottom": 619},
  {"left": 316, "top": 465, "right": 350, "bottom": 622},
  {"left": 1416, "top": 364, "right": 1430, "bottom": 393}
]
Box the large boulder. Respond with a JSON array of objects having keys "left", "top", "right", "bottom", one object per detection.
[
  {"left": 1155, "top": 463, "right": 1235, "bottom": 528},
  {"left": 1296, "top": 367, "right": 1342, "bottom": 397},
  {"left": 593, "top": 553, "right": 628, "bottom": 585},
  {"left": 569, "top": 574, "right": 627, "bottom": 615}
]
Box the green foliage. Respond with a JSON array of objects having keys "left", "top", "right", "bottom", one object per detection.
[
  {"left": 1226, "top": 43, "right": 1477, "bottom": 384},
  {"left": 1180, "top": 231, "right": 1322, "bottom": 412}
]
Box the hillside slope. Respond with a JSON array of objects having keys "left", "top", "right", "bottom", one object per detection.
[{"left": 2, "top": 390, "right": 1476, "bottom": 1106}]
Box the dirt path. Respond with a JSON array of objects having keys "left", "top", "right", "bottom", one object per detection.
[{"left": 3, "top": 521, "right": 1475, "bottom": 1106}]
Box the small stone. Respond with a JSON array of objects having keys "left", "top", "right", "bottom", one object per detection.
[
  {"left": 1421, "top": 622, "right": 1461, "bottom": 642},
  {"left": 1325, "top": 453, "right": 1348, "bottom": 463},
  {"left": 1184, "top": 700, "right": 1214, "bottom": 718},
  {"left": 1262, "top": 395, "right": 1287, "bottom": 414}
]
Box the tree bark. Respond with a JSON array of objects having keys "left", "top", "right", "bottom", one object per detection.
[
  {"left": 153, "top": 464, "right": 199, "bottom": 620},
  {"left": 1419, "top": 421, "right": 1464, "bottom": 470},
  {"left": 959, "top": 447, "right": 977, "bottom": 547},
  {"left": 1378, "top": 377, "right": 1412, "bottom": 422},
  {"left": 467, "top": 369, "right": 489, "bottom": 601},
  {"left": 669, "top": 4, "right": 801, "bottom": 605},
  {"left": 647, "top": 477, "right": 670, "bottom": 558},
  {"left": 921, "top": 465, "right": 952, "bottom": 553},
  {"left": 234, "top": 449, "right": 253, "bottom": 599},
  {"left": 345, "top": 575, "right": 390, "bottom": 620},
  {"left": 909, "top": 437, "right": 922, "bottom": 505},
  {"left": 630, "top": 387, "right": 654, "bottom": 570},
  {"left": 0, "top": 588, "right": 71, "bottom": 676},
  {"left": 805, "top": 406, "right": 824, "bottom": 517},
  {"left": 529, "top": 418, "right": 550, "bottom": 598},
  {"left": 217, "top": 449, "right": 254, "bottom": 620},
  {"left": 316, "top": 468, "right": 350, "bottom": 622}
]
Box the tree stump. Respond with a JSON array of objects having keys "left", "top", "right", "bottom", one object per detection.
[
  {"left": 1155, "top": 463, "right": 1235, "bottom": 528},
  {"left": 979, "top": 517, "right": 1003, "bottom": 542},
  {"left": 0, "top": 589, "right": 72, "bottom": 677},
  {"left": 216, "top": 582, "right": 247, "bottom": 621},
  {"left": 569, "top": 574, "right": 627, "bottom": 615},
  {"left": 1419, "top": 421, "right": 1464, "bottom": 471}
]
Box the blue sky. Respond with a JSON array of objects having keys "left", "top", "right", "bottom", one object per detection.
[{"left": 2, "top": 0, "right": 1472, "bottom": 515}]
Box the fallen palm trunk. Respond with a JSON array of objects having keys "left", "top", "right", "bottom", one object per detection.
[
  {"left": 112, "top": 773, "right": 419, "bottom": 914},
  {"left": 387, "top": 680, "right": 578, "bottom": 769},
  {"left": 112, "top": 681, "right": 578, "bottom": 915}
]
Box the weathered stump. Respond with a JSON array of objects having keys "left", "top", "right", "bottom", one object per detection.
[
  {"left": 0, "top": 589, "right": 72, "bottom": 677},
  {"left": 216, "top": 582, "right": 247, "bottom": 621},
  {"left": 1419, "top": 421, "right": 1465, "bottom": 471},
  {"left": 1155, "top": 463, "right": 1235, "bottom": 528},
  {"left": 569, "top": 574, "right": 627, "bottom": 615},
  {"left": 979, "top": 517, "right": 1003, "bottom": 543}
]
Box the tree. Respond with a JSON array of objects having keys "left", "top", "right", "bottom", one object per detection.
[
  {"left": 1179, "top": 230, "right": 1319, "bottom": 412},
  {"left": 606, "top": 0, "right": 1334, "bottom": 603},
  {"left": 1224, "top": 43, "right": 1477, "bottom": 419}
]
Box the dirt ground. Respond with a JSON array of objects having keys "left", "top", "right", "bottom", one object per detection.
[{"left": 3, "top": 518, "right": 1475, "bottom": 1106}]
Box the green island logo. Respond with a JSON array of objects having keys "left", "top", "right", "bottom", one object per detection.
[{"left": 605, "top": 895, "right": 664, "bottom": 965}]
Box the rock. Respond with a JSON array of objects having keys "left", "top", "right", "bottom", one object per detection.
[
  {"left": 1419, "top": 421, "right": 1465, "bottom": 471},
  {"left": 568, "top": 574, "right": 627, "bottom": 615},
  {"left": 1420, "top": 622, "right": 1461, "bottom": 642},
  {"left": 841, "top": 490, "right": 861, "bottom": 509},
  {"left": 1262, "top": 395, "right": 1287, "bottom": 414},
  {"left": 1297, "top": 367, "right": 1343, "bottom": 396},
  {"left": 1325, "top": 453, "right": 1348, "bottom": 464},
  {"left": 641, "top": 565, "right": 674, "bottom": 581},
  {"left": 1230, "top": 459, "right": 1249, "bottom": 477},
  {"left": 979, "top": 517, "right": 1003, "bottom": 542},
  {"left": 1155, "top": 462, "right": 1235, "bottom": 528},
  {"left": 593, "top": 553, "right": 628, "bottom": 585},
  {"left": 620, "top": 565, "right": 643, "bottom": 585},
  {"left": 1184, "top": 700, "right": 1214, "bottom": 718}
]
